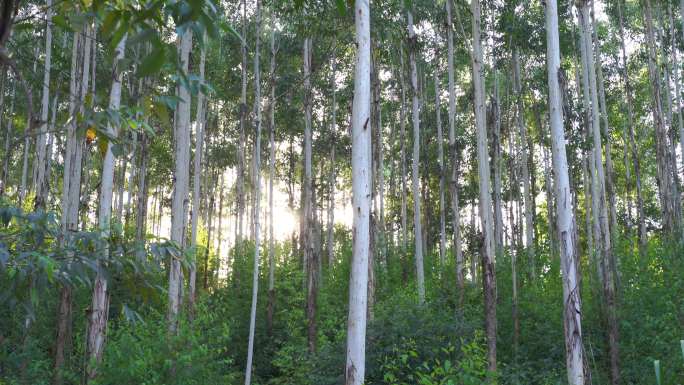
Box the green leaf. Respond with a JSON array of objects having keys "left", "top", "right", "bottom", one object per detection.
[{"left": 138, "top": 45, "right": 166, "bottom": 77}]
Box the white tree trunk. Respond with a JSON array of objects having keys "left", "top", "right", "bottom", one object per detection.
[
  {"left": 237, "top": 0, "right": 248, "bottom": 242},
  {"left": 545, "top": 1, "right": 585, "bottom": 383},
  {"left": 85, "top": 35, "right": 126, "bottom": 383},
  {"left": 471, "top": 0, "right": 496, "bottom": 372},
  {"left": 513, "top": 49, "right": 535, "bottom": 271},
  {"left": 446, "top": 0, "right": 464, "bottom": 304},
  {"left": 327, "top": 47, "right": 337, "bottom": 267},
  {"left": 245, "top": 1, "right": 262, "bottom": 382},
  {"left": 492, "top": 64, "right": 503, "bottom": 257},
  {"left": 591, "top": 10, "right": 618, "bottom": 236},
  {"left": 302, "top": 36, "right": 318, "bottom": 353},
  {"left": 345, "top": 1, "right": 370, "bottom": 383},
  {"left": 56, "top": 25, "right": 91, "bottom": 384},
  {"left": 267, "top": 27, "right": 277, "bottom": 333},
  {"left": 435, "top": 72, "right": 446, "bottom": 266},
  {"left": 398, "top": 50, "right": 408, "bottom": 253},
  {"left": 579, "top": 3, "right": 619, "bottom": 381},
  {"left": 189, "top": 31, "right": 207, "bottom": 311},
  {"left": 407, "top": 6, "right": 425, "bottom": 304},
  {"left": 168, "top": 28, "right": 193, "bottom": 334},
  {"left": 34, "top": 0, "right": 52, "bottom": 209}
]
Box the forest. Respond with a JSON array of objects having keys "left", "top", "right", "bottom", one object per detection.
[{"left": 0, "top": 0, "right": 684, "bottom": 383}]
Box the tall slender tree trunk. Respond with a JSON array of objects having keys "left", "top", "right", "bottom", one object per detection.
[
  {"left": 56, "top": 24, "right": 92, "bottom": 384},
  {"left": 1, "top": 82, "right": 13, "bottom": 197},
  {"left": 327, "top": 42, "right": 337, "bottom": 268},
  {"left": 617, "top": 0, "right": 645, "bottom": 247},
  {"left": 591, "top": 9, "right": 618, "bottom": 237},
  {"left": 189, "top": 32, "right": 207, "bottom": 312},
  {"left": 136, "top": 130, "right": 148, "bottom": 248},
  {"left": 398, "top": 53, "right": 408, "bottom": 255},
  {"left": 644, "top": 0, "right": 678, "bottom": 234},
  {"left": 216, "top": 172, "right": 224, "bottom": 275},
  {"left": 435, "top": 73, "right": 447, "bottom": 266},
  {"left": 407, "top": 5, "right": 425, "bottom": 304},
  {"left": 471, "top": 0, "right": 496, "bottom": 373},
  {"left": 245, "top": 4, "right": 262, "bottom": 381},
  {"left": 656, "top": 8, "right": 683, "bottom": 231},
  {"left": 446, "top": 0, "right": 464, "bottom": 305},
  {"left": 513, "top": 49, "right": 535, "bottom": 274},
  {"left": 578, "top": 2, "right": 619, "bottom": 382},
  {"left": 34, "top": 0, "right": 53, "bottom": 210},
  {"left": 267, "top": 27, "right": 277, "bottom": 335},
  {"left": 0, "top": 72, "right": 7, "bottom": 197},
  {"left": 345, "top": 2, "right": 370, "bottom": 382},
  {"left": 168, "top": 28, "right": 193, "bottom": 334},
  {"left": 668, "top": 4, "right": 684, "bottom": 240},
  {"left": 237, "top": 0, "right": 248, "bottom": 243},
  {"left": 302, "top": 36, "right": 318, "bottom": 353},
  {"left": 490, "top": 46, "right": 503, "bottom": 258},
  {"left": 545, "top": 0, "right": 585, "bottom": 382},
  {"left": 85, "top": 35, "right": 126, "bottom": 383}
]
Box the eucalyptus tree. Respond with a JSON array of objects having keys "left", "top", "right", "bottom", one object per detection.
[
  {"left": 513, "top": 49, "right": 534, "bottom": 271},
  {"left": 267, "top": 26, "right": 277, "bottom": 335},
  {"left": 446, "top": 0, "right": 464, "bottom": 304},
  {"left": 643, "top": 0, "right": 679, "bottom": 236},
  {"left": 471, "top": 0, "right": 496, "bottom": 373},
  {"left": 56, "top": 17, "right": 94, "bottom": 382},
  {"left": 85, "top": 33, "right": 126, "bottom": 383},
  {"left": 345, "top": 0, "right": 371, "bottom": 383},
  {"left": 189, "top": 31, "right": 208, "bottom": 312},
  {"left": 545, "top": 1, "right": 585, "bottom": 382},
  {"left": 303, "top": 34, "right": 318, "bottom": 353},
  {"left": 578, "top": 2, "right": 619, "bottom": 381},
  {"left": 34, "top": 0, "right": 53, "bottom": 210},
  {"left": 435, "top": 72, "right": 446, "bottom": 266},
  {"left": 406, "top": 3, "right": 425, "bottom": 305},
  {"left": 168, "top": 26, "right": 193, "bottom": 334},
  {"left": 245, "top": 0, "right": 262, "bottom": 381},
  {"left": 616, "top": 0, "right": 645, "bottom": 247}
]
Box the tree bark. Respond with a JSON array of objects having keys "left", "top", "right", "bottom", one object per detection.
[
  {"left": 644, "top": 0, "right": 678, "bottom": 234},
  {"left": 327, "top": 42, "right": 336, "bottom": 268},
  {"left": 435, "top": 72, "right": 447, "bottom": 266},
  {"left": 85, "top": 34, "right": 126, "bottom": 383},
  {"left": 168, "top": 28, "right": 192, "bottom": 334},
  {"left": 617, "top": 0, "right": 645, "bottom": 247},
  {"left": 578, "top": 2, "right": 619, "bottom": 382},
  {"left": 237, "top": 0, "right": 248, "bottom": 243},
  {"left": 267, "top": 27, "right": 277, "bottom": 336},
  {"left": 302, "top": 36, "right": 318, "bottom": 353},
  {"left": 244, "top": 2, "right": 262, "bottom": 381},
  {"left": 34, "top": 0, "right": 52, "bottom": 210},
  {"left": 545, "top": 1, "right": 586, "bottom": 382},
  {"left": 189, "top": 32, "right": 207, "bottom": 312},
  {"left": 513, "top": 49, "right": 535, "bottom": 273},
  {"left": 407, "top": 5, "right": 425, "bottom": 304},
  {"left": 492, "top": 80, "right": 504, "bottom": 259},
  {"left": 56, "top": 24, "right": 92, "bottom": 384},
  {"left": 446, "top": 0, "right": 464, "bottom": 306},
  {"left": 398, "top": 50, "right": 408, "bottom": 255},
  {"left": 345, "top": 2, "right": 370, "bottom": 383},
  {"left": 471, "top": 0, "right": 496, "bottom": 374}
]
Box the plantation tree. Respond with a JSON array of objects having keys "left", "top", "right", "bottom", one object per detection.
[
  {"left": 345, "top": 0, "right": 371, "bottom": 383},
  {"left": 471, "top": 0, "right": 496, "bottom": 373},
  {"left": 407, "top": 2, "right": 425, "bottom": 304},
  {"left": 168, "top": 27, "right": 192, "bottom": 334},
  {"left": 85, "top": 33, "right": 126, "bottom": 382},
  {"left": 245, "top": 0, "right": 262, "bottom": 382},
  {"left": 544, "top": 0, "right": 585, "bottom": 382}
]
